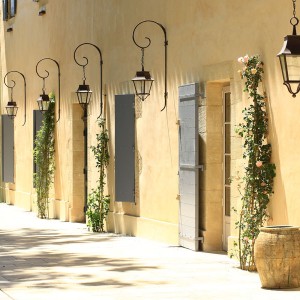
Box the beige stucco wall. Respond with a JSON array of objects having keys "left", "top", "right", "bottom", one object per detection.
[{"left": 0, "top": 0, "right": 299, "bottom": 250}]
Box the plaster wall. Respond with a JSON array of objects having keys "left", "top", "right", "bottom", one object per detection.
[{"left": 0, "top": 0, "right": 298, "bottom": 249}]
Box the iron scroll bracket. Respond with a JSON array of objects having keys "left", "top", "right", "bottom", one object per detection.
[{"left": 132, "top": 20, "right": 168, "bottom": 111}]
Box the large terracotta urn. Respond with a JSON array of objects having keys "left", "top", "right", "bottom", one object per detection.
[{"left": 254, "top": 225, "right": 300, "bottom": 289}]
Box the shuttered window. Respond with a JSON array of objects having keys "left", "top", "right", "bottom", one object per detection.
[
  {"left": 115, "top": 94, "right": 135, "bottom": 202},
  {"left": 178, "top": 83, "right": 200, "bottom": 251},
  {"left": 2, "top": 115, "right": 14, "bottom": 183}
]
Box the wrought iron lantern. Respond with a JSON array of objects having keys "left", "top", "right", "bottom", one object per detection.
[
  {"left": 4, "top": 71, "right": 26, "bottom": 124},
  {"left": 278, "top": 0, "right": 300, "bottom": 97},
  {"left": 36, "top": 92, "right": 50, "bottom": 113},
  {"left": 131, "top": 50, "right": 154, "bottom": 101},
  {"left": 73, "top": 42, "right": 103, "bottom": 115},
  {"left": 36, "top": 57, "right": 61, "bottom": 121},
  {"left": 5, "top": 101, "right": 18, "bottom": 119},
  {"left": 132, "top": 20, "right": 168, "bottom": 111},
  {"left": 76, "top": 82, "right": 93, "bottom": 109}
]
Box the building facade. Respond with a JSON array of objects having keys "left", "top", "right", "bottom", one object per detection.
[{"left": 0, "top": 0, "right": 298, "bottom": 253}]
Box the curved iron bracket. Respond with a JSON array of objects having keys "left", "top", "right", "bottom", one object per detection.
[
  {"left": 4, "top": 71, "right": 27, "bottom": 126},
  {"left": 74, "top": 42, "right": 104, "bottom": 118},
  {"left": 132, "top": 20, "right": 168, "bottom": 111},
  {"left": 36, "top": 57, "right": 61, "bottom": 122}
]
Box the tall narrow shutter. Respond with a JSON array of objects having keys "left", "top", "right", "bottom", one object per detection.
[
  {"left": 115, "top": 94, "right": 135, "bottom": 202},
  {"left": 178, "top": 83, "right": 201, "bottom": 251},
  {"left": 2, "top": 115, "right": 14, "bottom": 183}
]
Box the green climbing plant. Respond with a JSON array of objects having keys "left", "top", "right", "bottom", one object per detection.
[
  {"left": 33, "top": 93, "right": 56, "bottom": 219},
  {"left": 234, "top": 55, "right": 276, "bottom": 271},
  {"left": 86, "top": 118, "right": 110, "bottom": 232}
]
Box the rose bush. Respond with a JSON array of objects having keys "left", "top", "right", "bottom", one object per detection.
[{"left": 233, "top": 55, "right": 276, "bottom": 271}]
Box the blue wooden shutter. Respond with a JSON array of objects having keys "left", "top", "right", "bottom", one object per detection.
[
  {"left": 115, "top": 94, "right": 135, "bottom": 202},
  {"left": 178, "top": 83, "right": 201, "bottom": 251},
  {"left": 2, "top": 115, "right": 14, "bottom": 183}
]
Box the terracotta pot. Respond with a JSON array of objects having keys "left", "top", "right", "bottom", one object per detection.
[{"left": 254, "top": 225, "right": 300, "bottom": 289}]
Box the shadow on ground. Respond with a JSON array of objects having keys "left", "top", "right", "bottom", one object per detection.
[{"left": 0, "top": 228, "right": 162, "bottom": 289}]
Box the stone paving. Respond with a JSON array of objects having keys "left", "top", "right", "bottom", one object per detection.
[{"left": 0, "top": 203, "right": 300, "bottom": 299}]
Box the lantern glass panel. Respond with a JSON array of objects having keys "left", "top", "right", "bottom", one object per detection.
[
  {"left": 285, "top": 55, "right": 300, "bottom": 81},
  {"left": 76, "top": 90, "right": 92, "bottom": 106},
  {"left": 279, "top": 55, "right": 288, "bottom": 82},
  {"left": 37, "top": 97, "right": 50, "bottom": 113},
  {"left": 6, "top": 105, "right": 18, "bottom": 118},
  {"left": 133, "top": 78, "right": 153, "bottom": 101}
]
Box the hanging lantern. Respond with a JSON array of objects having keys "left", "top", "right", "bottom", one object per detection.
[
  {"left": 73, "top": 43, "right": 103, "bottom": 112},
  {"left": 278, "top": 0, "right": 300, "bottom": 97},
  {"left": 76, "top": 82, "right": 93, "bottom": 108},
  {"left": 132, "top": 69, "right": 154, "bottom": 101},
  {"left": 5, "top": 101, "right": 18, "bottom": 119},
  {"left": 3, "top": 71, "right": 27, "bottom": 124},
  {"left": 35, "top": 57, "right": 61, "bottom": 121},
  {"left": 131, "top": 20, "right": 168, "bottom": 110},
  {"left": 37, "top": 92, "right": 50, "bottom": 113},
  {"left": 131, "top": 47, "right": 154, "bottom": 101}
]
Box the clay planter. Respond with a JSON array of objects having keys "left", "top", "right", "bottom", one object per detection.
[{"left": 254, "top": 225, "right": 300, "bottom": 289}]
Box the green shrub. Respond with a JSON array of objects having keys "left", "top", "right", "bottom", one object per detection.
[
  {"left": 33, "top": 95, "right": 55, "bottom": 219},
  {"left": 86, "top": 118, "right": 110, "bottom": 232}
]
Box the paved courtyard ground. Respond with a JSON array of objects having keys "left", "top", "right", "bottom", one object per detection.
[{"left": 0, "top": 203, "right": 300, "bottom": 299}]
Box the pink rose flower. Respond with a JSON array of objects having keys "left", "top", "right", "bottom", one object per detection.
[
  {"left": 244, "top": 55, "right": 249, "bottom": 63},
  {"left": 256, "top": 161, "right": 263, "bottom": 168}
]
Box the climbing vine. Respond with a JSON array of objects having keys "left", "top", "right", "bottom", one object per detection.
[
  {"left": 234, "top": 55, "right": 276, "bottom": 270},
  {"left": 86, "top": 118, "right": 110, "bottom": 232},
  {"left": 33, "top": 94, "right": 55, "bottom": 219}
]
